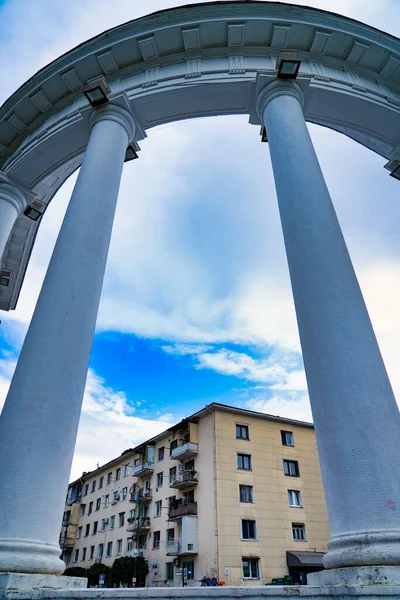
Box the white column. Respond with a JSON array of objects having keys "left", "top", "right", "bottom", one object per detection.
[
  {"left": 258, "top": 81, "right": 400, "bottom": 571},
  {"left": 0, "top": 103, "right": 135, "bottom": 575},
  {"left": 0, "top": 184, "right": 27, "bottom": 264}
]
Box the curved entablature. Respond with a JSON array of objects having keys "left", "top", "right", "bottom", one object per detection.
[{"left": 0, "top": 1, "right": 399, "bottom": 310}]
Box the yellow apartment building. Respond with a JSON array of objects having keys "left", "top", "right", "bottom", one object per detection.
[{"left": 60, "top": 403, "right": 329, "bottom": 586}]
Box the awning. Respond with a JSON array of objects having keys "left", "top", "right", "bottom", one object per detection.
[{"left": 286, "top": 551, "right": 325, "bottom": 568}]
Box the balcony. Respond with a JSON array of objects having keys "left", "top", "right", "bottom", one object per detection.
[
  {"left": 59, "top": 535, "right": 76, "bottom": 549},
  {"left": 168, "top": 501, "right": 198, "bottom": 520},
  {"left": 126, "top": 518, "right": 151, "bottom": 533},
  {"left": 132, "top": 461, "right": 154, "bottom": 477},
  {"left": 169, "top": 470, "right": 198, "bottom": 490},
  {"left": 170, "top": 442, "right": 198, "bottom": 461},
  {"left": 126, "top": 549, "right": 147, "bottom": 559},
  {"left": 131, "top": 488, "right": 152, "bottom": 504},
  {"left": 165, "top": 538, "right": 198, "bottom": 556},
  {"left": 66, "top": 492, "right": 81, "bottom": 506}
]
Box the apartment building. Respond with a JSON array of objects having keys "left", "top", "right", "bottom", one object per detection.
[{"left": 60, "top": 403, "right": 329, "bottom": 586}]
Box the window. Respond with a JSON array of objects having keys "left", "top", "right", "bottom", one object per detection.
[
  {"left": 124, "top": 465, "right": 130, "bottom": 477},
  {"left": 116, "top": 539, "right": 122, "bottom": 554},
  {"left": 138, "top": 534, "right": 147, "bottom": 549},
  {"left": 97, "top": 543, "right": 104, "bottom": 558},
  {"left": 99, "top": 476, "right": 104, "bottom": 489},
  {"left": 121, "top": 487, "right": 127, "bottom": 500},
  {"left": 104, "top": 495, "right": 109, "bottom": 508},
  {"left": 170, "top": 440, "right": 178, "bottom": 454},
  {"left": 77, "top": 526, "right": 82, "bottom": 539},
  {"left": 106, "top": 541, "right": 113, "bottom": 557},
  {"left": 169, "top": 466, "right": 177, "bottom": 484},
  {"left": 242, "top": 558, "right": 259, "bottom": 579},
  {"left": 237, "top": 453, "right": 252, "bottom": 470},
  {"left": 129, "top": 509, "right": 135, "bottom": 520},
  {"left": 101, "top": 519, "right": 108, "bottom": 531},
  {"left": 88, "top": 501, "right": 93, "bottom": 515},
  {"left": 116, "top": 468, "right": 121, "bottom": 481},
  {"left": 90, "top": 546, "right": 95, "bottom": 560},
  {"left": 167, "top": 528, "right": 175, "bottom": 545},
  {"left": 155, "top": 500, "right": 162, "bottom": 517},
  {"left": 85, "top": 524, "right": 90, "bottom": 537},
  {"left": 126, "top": 539, "right": 133, "bottom": 552},
  {"left": 281, "top": 430, "right": 294, "bottom": 446},
  {"left": 288, "top": 490, "right": 302, "bottom": 508},
  {"left": 109, "top": 515, "right": 115, "bottom": 529},
  {"left": 236, "top": 424, "right": 250, "bottom": 440},
  {"left": 156, "top": 472, "right": 163, "bottom": 488},
  {"left": 118, "top": 512, "right": 125, "bottom": 527},
  {"left": 166, "top": 562, "right": 174, "bottom": 581},
  {"left": 84, "top": 484, "right": 89, "bottom": 496},
  {"left": 96, "top": 498, "right": 101, "bottom": 511},
  {"left": 134, "top": 458, "right": 140, "bottom": 467},
  {"left": 239, "top": 485, "right": 253, "bottom": 503},
  {"left": 80, "top": 504, "right": 86, "bottom": 517},
  {"left": 113, "top": 491, "right": 119, "bottom": 503},
  {"left": 92, "top": 521, "right": 98, "bottom": 535},
  {"left": 153, "top": 531, "right": 161, "bottom": 549},
  {"left": 186, "top": 489, "right": 195, "bottom": 503},
  {"left": 107, "top": 472, "right": 112, "bottom": 485},
  {"left": 74, "top": 549, "right": 79, "bottom": 562},
  {"left": 241, "top": 519, "right": 257, "bottom": 540},
  {"left": 182, "top": 560, "right": 194, "bottom": 580},
  {"left": 292, "top": 523, "right": 306, "bottom": 541},
  {"left": 283, "top": 459, "right": 300, "bottom": 477},
  {"left": 158, "top": 446, "right": 164, "bottom": 461},
  {"left": 82, "top": 548, "right": 86, "bottom": 561},
  {"left": 91, "top": 481, "right": 96, "bottom": 493}
]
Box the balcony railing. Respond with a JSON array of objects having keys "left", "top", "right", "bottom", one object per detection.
[
  {"left": 126, "top": 549, "right": 147, "bottom": 559},
  {"left": 59, "top": 535, "right": 76, "bottom": 548},
  {"left": 169, "top": 470, "right": 198, "bottom": 489},
  {"left": 130, "top": 488, "right": 152, "bottom": 504},
  {"left": 166, "top": 538, "right": 197, "bottom": 556},
  {"left": 66, "top": 492, "right": 82, "bottom": 506},
  {"left": 132, "top": 461, "right": 154, "bottom": 477},
  {"left": 126, "top": 517, "right": 151, "bottom": 533},
  {"left": 170, "top": 442, "right": 198, "bottom": 461},
  {"left": 168, "top": 501, "right": 198, "bottom": 520}
]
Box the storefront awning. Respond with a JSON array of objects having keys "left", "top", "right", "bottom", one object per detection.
[{"left": 286, "top": 551, "right": 325, "bottom": 568}]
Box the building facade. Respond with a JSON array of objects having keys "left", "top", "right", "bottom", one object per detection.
[{"left": 60, "top": 403, "right": 329, "bottom": 586}]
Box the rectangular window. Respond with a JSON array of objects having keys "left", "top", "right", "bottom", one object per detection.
[
  {"left": 124, "top": 465, "right": 130, "bottom": 477},
  {"left": 99, "top": 476, "right": 104, "bottom": 489},
  {"left": 288, "top": 490, "right": 302, "bottom": 507},
  {"left": 158, "top": 446, "right": 164, "bottom": 461},
  {"left": 283, "top": 459, "right": 300, "bottom": 477},
  {"left": 169, "top": 466, "right": 177, "bottom": 484},
  {"left": 80, "top": 504, "right": 86, "bottom": 517},
  {"left": 117, "top": 539, "right": 122, "bottom": 554},
  {"left": 90, "top": 546, "right": 95, "bottom": 560},
  {"left": 170, "top": 440, "right": 178, "bottom": 455},
  {"left": 134, "top": 458, "right": 140, "bottom": 467},
  {"left": 91, "top": 481, "right": 96, "bottom": 493},
  {"left": 106, "top": 541, "right": 113, "bottom": 557},
  {"left": 182, "top": 560, "right": 194, "bottom": 580},
  {"left": 156, "top": 472, "right": 163, "bottom": 488},
  {"left": 153, "top": 531, "right": 160, "bottom": 549},
  {"left": 77, "top": 526, "right": 82, "bottom": 539},
  {"left": 109, "top": 515, "right": 115, "bottom": 529},
  {"left": 122, "top": 487, "right": 127, "bottom": 501},
  {"left": 107, "top": 472, "right": 112, "bottom": 485},
  {"left": 167, "top": 528, "right": 175, "bottom": 545},
  {"left": 97, "top": 543, "right": 104, "bottom": 558},
  {"left": 237, "top": 453, "right": 252, "bottom": 470},
  {"left": 92, "top": 521, "right": 98, "bottom": 535},
  {"left": 129, "top": 508, "right": 135, "bottom": 520},
  {"left": 126, "top": 539, "right": 133, "bottom": 552},
  {"left": 96, "top": 498, "right": 101, "bottom": 511},
  {"left": 84, "top": 484, "right": 89, "bottom": 496},
  {"left": 166, "top": 562, "right": 174, "bottom": 581},
  {"left": 85, "top": 523, "right": 90, "bottom": 537},
  {"left": 155, "top": 500, "right": 162, "bottom": 517},
  {"left": 82, "top": 547, "right": 86, "bottom": 561},
  {"left": 236, "top": 424, "right": 250, "bottom": 440},
  {"left": 138, "top": 534, "right": 147, "bottom": 550},
  {"left": 281, "top": 430, "right": 294, "bottom": 446},
  {"left": 242, "top": 557, "right": 259, "bottom": 579},
  {"left": 101, "top": 519, "right": 107, "bottom": 531},
  {"left": 239, "top": 485, "right": 253, "bottom": 503},
  {"left": 115, "top": 468, "right": 121, "bottom": 481},
  {"left": 118, "top": 512, "right": 125, "bottom": 527},
  {"left": 104, "top": 495, "right": 109, "bottom": 508},
  {"left": 292, "top": 523, "right": 306, "bottom": 541},
  {"left": 88, "top": 501, "right": 93, "bottom": 515},
  {"left": 241, "top": 519, "right": 257, "bottom": 540},
  {"left": 74, "top": 549, "right": 79, "bottom": 562}
]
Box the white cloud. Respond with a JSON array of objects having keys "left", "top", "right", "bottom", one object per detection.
[{"left": 244, "top": 392, "right": 313, "bottom": 424}]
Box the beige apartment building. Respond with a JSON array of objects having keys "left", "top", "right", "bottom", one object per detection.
[{"left": 60, "top": 403, "right": 329, "bottom": 586}]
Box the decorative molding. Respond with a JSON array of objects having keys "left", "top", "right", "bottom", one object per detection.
[
  {"left": 347, "top": 41, "right": 369, "bottom": 63},
  {"left": 61, "top": 69, "right": 82, "bottom": 91},
  {"left": 228, "top": 23, "right": 245, "bottom": 47},
  {"left": 142, "top": 67, "right": 159, "bottom": 87},
  {"left": 30, "top": 90, "right": 52, "bottom": 112},
  {"left": 271, "top": 25, "right": 290, "bottom": 48},
  {"left": 6, "top": 113, "right": 25, "bottom": 133},
  {"left": 310, "top": 31, "right": 331, "bottom": 53},
  {"left": 182, "top": 28, "right": 201, "bottom": 51},
  {"left": 138, "top": 36, "right": 158, "bottom": 61},
  {"left": 229, "top": 56, "right": 245, "bottom": 74},
  {"left": 185, "top": 59, "right": 201, "bottom": 79},
  {"left": 97, "top": 51, "right": 119, "bottom": 74}
]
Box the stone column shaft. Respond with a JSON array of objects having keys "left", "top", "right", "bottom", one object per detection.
[
  {"left": 0, "top": 184, "right": 27, "bottom": 264},
  {"left": 0, "top": 104, "right": 134, "bottom": 574},
  {"left": 259, "top": 81, "right": 400, "bottom": 570}
]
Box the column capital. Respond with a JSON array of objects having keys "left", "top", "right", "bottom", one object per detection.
[
  {"left": 256, "top": 80, "right": 304, "bottom": 123},
  {"left": 89, "top": 103, "right": 136, "bottom": 143},
  {"left": 0, "top": 183, "right": 27, "bottom": 215}
]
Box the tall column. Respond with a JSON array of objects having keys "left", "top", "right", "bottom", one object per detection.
[
  {"left": 258, "top": 81, "right": 400, "bottom": 572},
  {"left": 0, "top": 184, "right": 27, "bottom": 264},
  {"left": 0, "top": 103, "right": 135, "bottom": 574}
]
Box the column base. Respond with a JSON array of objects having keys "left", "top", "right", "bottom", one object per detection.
[
  {"left": 0, "top": 539, "right": 65, "bottom": 575},
  {"left": 323, "top": 530, "right": 400, "bottom": 569},
  {"left": 0, "top": 573, "right": 87, "bottom": 599},
  {"left": 308, "top": 565, "right": 400, "bottom": 586}
]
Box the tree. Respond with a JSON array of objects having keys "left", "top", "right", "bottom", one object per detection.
[
  {"left": 87, "top": 562, "right": 113, "bottom": 587},
  {"left": 111, "top": 556, "right": 149, "bottom": 588},
  {"left": 63, "top": 567, "right": 88, "bottom": 579}
]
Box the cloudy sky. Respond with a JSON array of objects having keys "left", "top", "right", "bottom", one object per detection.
[{"left": 0, "top": 0, "right": 399, "bottom": 481}]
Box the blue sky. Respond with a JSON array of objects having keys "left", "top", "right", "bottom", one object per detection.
[{"left": 0, "top": 0, "right": 400, "bottom": 480}]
